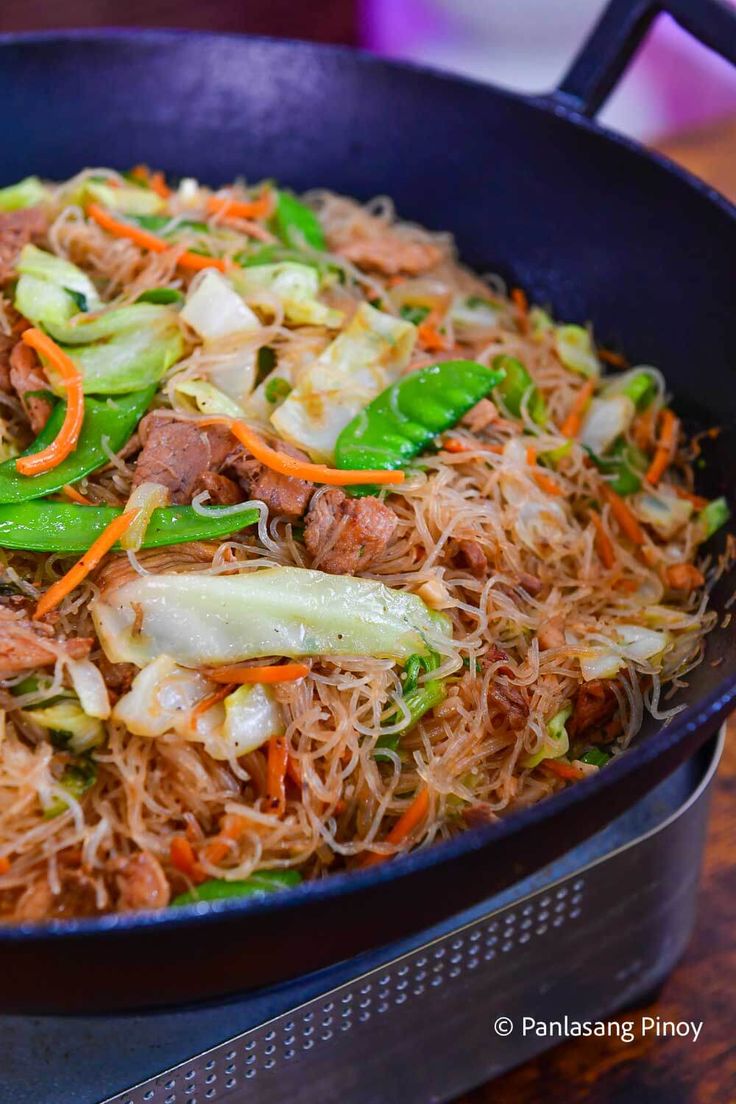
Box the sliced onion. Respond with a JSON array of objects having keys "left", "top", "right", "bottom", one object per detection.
[
  {"left": 120, "top": 481, "right": 170, "bottom": 551},
  {"left": 634, "top": 488, "right": 692, "bottom": 540}
]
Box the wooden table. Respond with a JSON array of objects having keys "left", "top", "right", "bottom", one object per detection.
[{"left": 463, "top": 120, "right": 736, "bottom": 1104}]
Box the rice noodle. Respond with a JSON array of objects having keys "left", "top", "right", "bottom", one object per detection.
[{"left": 0, "top": 178, "right": 726, "bottom": 922}]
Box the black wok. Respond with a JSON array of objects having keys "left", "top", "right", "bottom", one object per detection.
[{"left": 0, "top": 0, "right": 735, "bottom": 1014}]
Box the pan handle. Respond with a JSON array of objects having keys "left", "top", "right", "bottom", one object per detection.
[{"left": 554, "top": 0, "right": 736, "bottom": 116}]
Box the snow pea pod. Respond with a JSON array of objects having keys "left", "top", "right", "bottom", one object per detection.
[
  {"left": 334, "top": 360, "right": 507, "bottom": 491},
  {"left": 272, "top": 191, "right": 326, "bottom": 251},
  {"left": 0, "top": 387, "right": 156, "bottom": 504},
  {"left": 0, "top": 500, "right": 260, "bottom": 554},
  {"left": 171, "top": 870, "right": 302, "bottom": 907},
  {"left": 492, "top": 354, "right": 547, "bottom": 423}
]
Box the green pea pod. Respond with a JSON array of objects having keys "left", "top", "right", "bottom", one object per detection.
[
  {"left": 335, "top": 360, "right": 507, "bottom": 495},
  {"left": 374, "top": 679, "right": 447, "bottom": 761},
  {"left": 171, "top": 869, "right": 302, "bottom": 907},
  {"left": 492, "top": 354, "right": 547, "bottom": 423},
  {"left": 135, "top": 287, "right": 185, "bottom": 305},
  {"left": 272, "top": 191, "right": 326, "bottom": 250},
  {"left": 0, "top": 387, "right": 156, "bottom": 504},
  {"left": 585, "top": 438, "right": 648, "bottom": 497},
  {"left": 0, "top": 501, "right": 260, "bottom": 554}
]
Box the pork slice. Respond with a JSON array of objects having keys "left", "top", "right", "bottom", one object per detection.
[
  {"left": 485, "top": 645, "right": 529, "bottom": 730},
  {"left": 132, "top": 412, "right": 234, "bottom": 504},
  {"left": 116, "top": 851, "right": 170, "bottom": 912},
  {"left": 452, "top": 539, "right": 487, "bottom": 579},
  {"left": 304, "top": 488, "right": 397, "bottom": 575},
  {"left": 9, "top": 341, "right": 53, "bottom": 434},
  {"left": 0, "top": 207, "right": 48, "bottom": 283},
  {"left": 338, "top": 235, "right": 442, "bottom": 277},
  {"left": 0, "top": 608, "right": 92, "bottom": 679},
  {"left": 568, "top": 680, "right": 618, "bottom": 740},
  {"left": 193, "top": 470, "right": 243, "bottom": 506},
  {"left": 227, "top": 438, "right": 314, "bottom": 520}
]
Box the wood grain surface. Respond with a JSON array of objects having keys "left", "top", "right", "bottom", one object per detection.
[{"left": 460, "top": 123, "right": 736, "bottom": 1104}]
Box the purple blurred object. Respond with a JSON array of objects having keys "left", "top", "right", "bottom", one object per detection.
[{"left": 361, "top": 0, "right": 736, "bottom": 139}]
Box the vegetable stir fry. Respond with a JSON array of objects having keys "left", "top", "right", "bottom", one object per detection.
[{"left": 0, "top": 167, "right": 728, "bottom": 920}]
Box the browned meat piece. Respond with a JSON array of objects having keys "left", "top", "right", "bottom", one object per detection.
[
  {"left": 461, "top": 398, "right": 498, "bottom": 433},
  {"left": 132, "top": 412, "right": 233, "bottom": 504},
  {"left": 193, "top": 470, "right": 243, "bottom": 506},
  {"left": 568, "top": 679, "right": 618, "bottom": 740},
  {"left": 0, "top": 207, "right": 48, "bottom": 283},
  {"left": 98, "top": 655, "right": 137, "bottom": 697},
  {"left": 517, "top": 572, "right": 542, "bottom": 596},
  {"left": 116, "top": 851, "right": 170, "bottom": 912},
  {"left": 227, "top": 438, "right": 314, "bottom": 520},
  {"left": 304, "top": 488, "right": 398, "bottom": 574},
  {"left": 0, "top": 330, "right": 14, "bottom": 393},
  {"left": 463, "top": 804, "right": 498, "bottom": 829},
  {"left": 537, "top": 615, "right": 565, "bottom": 650},
  {"left": 338, "top": 236, "right": 442, "bottom": 276},
  {"left": 0, "top": 608, "right": 92, "bottom": 679},
  {"left": 9, "top": 341, "right": 53, "bottom": 434},
  {"left": 452, "top": 539, "right": 487, "bottom": 579},
  {"left": 485, "top": 645, "right": 529, "bottom": 730}
]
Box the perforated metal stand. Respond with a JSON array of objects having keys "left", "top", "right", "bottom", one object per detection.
[{"left": 2, "top": 732, "right": 722, "bottom": 1104}]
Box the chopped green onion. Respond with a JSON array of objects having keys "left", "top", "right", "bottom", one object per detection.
[
  {"left": 579, "top": 746, "right": 611, "bottom": 768},
  {"left": 43, "top": 759, "right": 97, "bottom": 820},
  {"left": 136, "top": 287, "right": 185, "bottom": 305},
  {"left": 399, "top": 304, "right": 431, "bottom": 326},
  {"left": 375, "top": 678, "right": 447, "bottom": 761},
  {"left": 555, "top": 324, "right": 600, "bottom": 378},
  {"left": 697, "top": 496, "right": 730, "bottom": 540},
  {"left": 264, "top": 377, "right": 292, "bottom": 404}
]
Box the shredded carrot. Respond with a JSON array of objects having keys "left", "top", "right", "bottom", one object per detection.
[
  {"left": 646, "top": 409, "right": 679, "bottom": 486},
  {"left": 525, "top": 444, "right": 537, "bottom": 465},
  {"left": 129, "top": 164, "right": 150, "bottom": 185},
  {"left": 362, "top": 787, "right": 431, "bottom": 868},
  {"left": 543, "top": 759, "right": 586, "bottom": 782},
  {"left": 598, "top": 346, "right": 628, "bottom": 368},
  {"left": 62, "top": 483, "right": 92, "bottom": 506},
  {"left": 286, "top": 755, "right": 303, "bottom": 788},
  {"left": 511, "top": 286, "right": 528, "bottom": 320},
  {"left": 442, "top": 437, "right": 503, "bottom": 455},
  {"left": 170, "top": 836, "right": 205, "bottom": 883},
  {"left": 533, "top": 470, "right": 563, "bottom": 496},
  {"left": 615, "top": 577, "right": 638, "bottom": 593},
  {"left": 203, "top": 813, "right": 248, "bottom": 866},
  {"left": 204, "top": 662, "right": 310, "bottom": 685},
  {"left": 192, "top": 683, "right": 235, "bottom": 720},
  {"left": 34, "top": 509, "right": 139, "bottom": 620},
  {"left": 207, "top": 190, "right": 273, "bottom": 221},
  {"left": 417, "top": 319, "right": 448, "bottom": 352},
  {"left": 202, "top": 417, "right": 405, "bottom": 487},
  {"left": 590, "top": 510, "right": 616, "bottom": 568},
  {"left": 0, "top": 856, "right": 10, "bottom": 875},
  {"left": 266, "top": 734, "right": 289, "bottom": 817},
  {"left": 602, "top": 485, "right": 645, "bottom": 545},
  {"left": 674, "top": 486, "right": 709, "bottom": 510},
  {"left": 149, "top": 170, "right": 171, "bottom": 199},
  {"left": 560, "top": 379, "right": 595, "bottom": 438},
  {"left": 632, "top": 406, "right": 656, "bottom": 450},
  {"left": 87, "top": 203, "right": 227, "bottom": 273},
  {"left": 15, "top": 330, "right": 85, "bottom": 476}
]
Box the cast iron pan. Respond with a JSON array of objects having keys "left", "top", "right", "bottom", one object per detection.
[{"left": 0, "top": 0, "right": 735, "bottom": 1013}]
